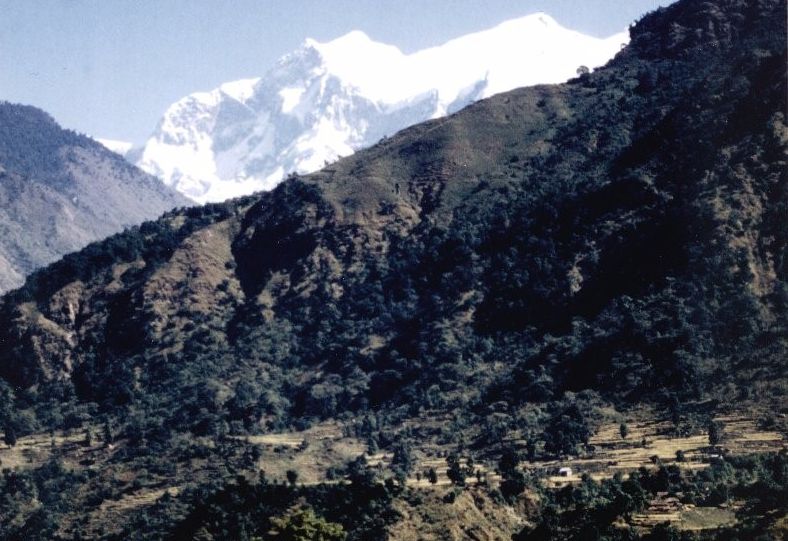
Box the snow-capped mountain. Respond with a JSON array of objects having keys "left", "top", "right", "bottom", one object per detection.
[
  {"left": 134, "top": 13, "right": 629, "bottom": 203},
  {"left": 96, "top": 138, "right": 133, "bottom": 157}
]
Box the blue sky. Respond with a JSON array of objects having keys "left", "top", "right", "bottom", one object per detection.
[{"left": 0, "top": 0, "right": 674, "bottom": 143}]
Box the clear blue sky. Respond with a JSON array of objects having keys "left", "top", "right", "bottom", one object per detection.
[{"left": 0, "top": 0, "right": 674, "bottom": 143}]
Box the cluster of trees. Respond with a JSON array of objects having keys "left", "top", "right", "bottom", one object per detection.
[
  {"left": 0, "top": 460, "right": 88, "bottom": 539},
  {"left": 159, "top": 471, "right": 399, "bottom": 541},
  {"left": 267, "top": 508, "right": 346, "bottom": 541},
  {"left": 514, "top": 451, "right": 788, "bottom": 541}
]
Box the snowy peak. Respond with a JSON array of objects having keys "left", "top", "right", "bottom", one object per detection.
[
  {"left": 298, "top": 12, "right": 622, "bottom": 106},
  {"left": 305, "top": 29, "right": 389, "bottom": 54},
  {"left": 219, "top": 77, "right": 261, "bottom": 103},
  {"left": 134, "top": 14, "right": 630, "bottom": 203},
  {"left": 307, "top": 29, "right": 405, "bottom": 64},
  {"left": 96, "top": 138, "right": 133, "bottom": 157},
  {"left": 490, "top": 11, "right": 559, "bottom": 31}
]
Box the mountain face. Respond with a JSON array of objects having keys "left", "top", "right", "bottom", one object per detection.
[
  {"left": 0, "top": 104, "right": 190, "bottom": 293},
  {"left": 0, "top": 0, "right": 786, "bottom": 539},
  {"left": 133, "top": 14, "right": 628, "bottom": 202}
]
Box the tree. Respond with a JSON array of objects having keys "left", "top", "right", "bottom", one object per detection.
[
  {"left": 543, "top": 405, "right": 591, "bottom": 457},
  {"left": 286, "top": 469, "right": 299, "bottom": 486},
  {"left": 3, "top": 425, "right": 16, "bottom": 448},
  {"left": 446, "top": 453, "right": 473, "bottom": 486},
  {"left": 366, "top": 436, "right": 378, "bottom": 454},
  {"left": 636, "top": 67, "right": 658, "bottom": 94},
  {"left": 619, "top": 422, "right": 629, "bottom": 440},
  {"left": 83, "top": 427, "right": 93, "bottom": 447},
  {"left": 525, "top": 439, "right": 537, "bottom": 462},
  {"left": 708, "top": 421, "right": 724, "bottom": 446},
  {"left": 346, "top": 455, "right": 376, "bottom": 486},
  {"left": 268, "top": 507, "right": 346, "bottom": 541},
  {"left": 102, "top": 420, "right": 114, "bottom": 447},
  {"left": 391, "top": 440, "right": 413, "bottom": 477},
  {"left": 498, "top": 446, "right": 521, "bottom": 478},
  {"left": 576, "top": 65, "right": 590, "bottom": 76},
  {"left": 499, "top": 447, "right": 528, "bottom": 499},
  {"left": 427, "top": 468, "right": 438, "bottom": 484}
]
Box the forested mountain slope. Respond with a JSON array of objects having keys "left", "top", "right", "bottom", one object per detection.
[
  {"left": 0, "top": 104, "right": 190, "bottom": 292},
  {"left": 0, "top": 0, "right": 785, "bottom": 539}
]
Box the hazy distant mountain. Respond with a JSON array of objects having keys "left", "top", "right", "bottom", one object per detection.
[
  {"left": 134, "top": 14, "right": 628, "bottom": 202},
  {"left": 0, "top": 102, "right": 190, "bottom": 292}
]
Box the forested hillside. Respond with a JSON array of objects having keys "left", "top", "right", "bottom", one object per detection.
[{"left": 0, "top": 0, "right": 785, "bottom": 539}]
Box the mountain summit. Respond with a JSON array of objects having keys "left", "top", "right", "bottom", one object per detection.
[{"left": 133, "top": 14, "right": 627, "bottom": 202}]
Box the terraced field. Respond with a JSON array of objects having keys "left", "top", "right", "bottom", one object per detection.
[
  {"left": 0, "top": 429, "right": 93, "bottom": 470},
  {"left": 539, "top": 413, "right": 784, "bottom": 488},
  {"left": 1, "top": 408, "right": 783, "bottom": 536}
]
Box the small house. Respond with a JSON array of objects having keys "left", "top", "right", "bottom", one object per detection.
[{"left": 558, "top": 467, "right": 572, "bottom": 477}]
